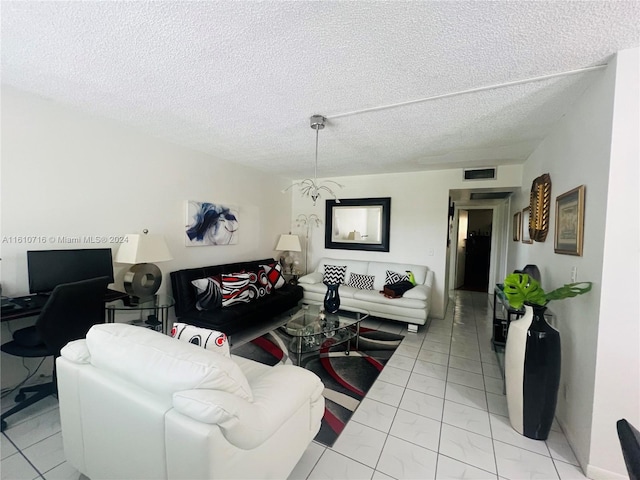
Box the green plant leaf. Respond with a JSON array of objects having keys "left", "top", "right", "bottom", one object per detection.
[
  {"left": 502, "top": 273, "right": 546, "bottom": 309},
  {"left": 544, "top": 282, "right": 593, "bottom": 302}
]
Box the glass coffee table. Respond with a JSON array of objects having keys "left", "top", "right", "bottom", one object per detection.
[{"left": 283, "top": 304, "right": 369, "bottom": 365}]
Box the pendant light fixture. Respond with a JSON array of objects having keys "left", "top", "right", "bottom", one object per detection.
[{"left": 283, "top": 115, "right": 343, "bottom": 205}]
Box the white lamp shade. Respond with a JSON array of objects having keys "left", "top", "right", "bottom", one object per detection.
[
  {"left": 275, "top": 234, "right": 301, "bottom": 252},
  {"left": 115, "top": 234, "right": 173, "bottom": 264}
]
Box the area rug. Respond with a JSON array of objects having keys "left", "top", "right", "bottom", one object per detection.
[{"left": 232, "top": 325, "right": 403, "bottom": 447}]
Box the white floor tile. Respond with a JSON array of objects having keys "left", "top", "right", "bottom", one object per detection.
[
  {"left": 376, "top": 365, "right": 411, "bottom": 388},
  {"left": 0, "top": 452, "right": 40, "bottom": 480},
  {"left": 1, "top": 435, "right": 18, "bottom": 460},
  {"left": 398, "top": 389, "right": 444, "bottom": 422},
  {"left": 289, "top": 442, "right": 326, "bottom": 480},
  {"left": 386, "top": 353, "right": 416, "bottom": 372},
  {"left": 389, "top": 409, "right": 441, "bottom": 452},
  {"left": 436, "top": 454, "right": 498, "bottom": 479},
  {"left": 448, "top": 356, "right": 483, "bottom": 375},
  {"left": 422, "top": 340, "right": 451, "bottom": 354},
  {"left": 332, "top": 421, "right": 387, "bottom": 468},
  {"left": 546, "top": 429, "right": 579, "bottom": 466},
  {"left": 489, "top": 415, "right": 550, "bottom": 456},
  {"left": 444, "top": 383, "right": 488, "bottom": 411},
  {"left": 412, "top": 359, "right": 447, "bottom": 381},
  {"left": 482, "top": 362, "right": 503, "bottom": 379},
  {"left": 417, "top": 349, "right": 450, "bottom": 366},
  {"left": 443, "top": 401, "right": 491, "bottom": 437},
  {"left": 367, "top": 380, "right": 405, "bottom": 407},
  {"left": 553, "top": 459, "right": 588, "bottom": 480},
  {"left": 351, "top": 398, "right": 398, "bottom": 434},
  {"left": 493, "top": 440, "right": 559, "bottom": 480},
  {"left": 376, "top": 435, "right": 438, "bottom": 480},
  {"left": 486, "top": 392, "right": 509, "bottom": 418},
  {"left": 483, "top": 376, "right": 504, "bottom": 395},
  {"left": 447, "top": 368, "right": 486, "bottom": 390},
  {"left": 395, "top": 344, "right": 420, "bottom": 359},
  {"left": 40, "top": 460, "right": 85, "bottom": 480},
  {"left": 21, "top": 431, "right": 65, "bottom": 475},
  {"left": 4, "top": 407, "right": 61, "bottom": 450},
  {"left": 439, "top": 424, "right": 496, "bottom": 474},
  {"left": 308, "top": 449, "right": 374, "bottom": 480},
  {"left": 407, "top": 372, "right": 446, "bottom": 398},
  {"left": 371, "top": 470, "right": 395, "bottom": 479}
]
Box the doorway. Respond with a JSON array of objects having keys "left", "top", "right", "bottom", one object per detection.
[{"left": 456, "top": 209, "right": 493, "bottom": 292}]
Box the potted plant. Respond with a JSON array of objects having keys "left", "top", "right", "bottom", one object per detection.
[{"left": 502, "top": 273, "right": 592, "bottom": 440}]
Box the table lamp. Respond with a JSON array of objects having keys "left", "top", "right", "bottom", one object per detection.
[
  {"left": 275, "top": 234, "right": 302, "bottom": 274},
  {"left": 115, "top": 230, "right": 173, "bottom": 304}
]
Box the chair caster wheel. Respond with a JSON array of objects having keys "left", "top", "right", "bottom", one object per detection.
[
  {"left": 1, "top": 420, "right": 6, "bottom": 432},
  {"left": 15, "top": 393, "right": 26, "bottom": 403}
]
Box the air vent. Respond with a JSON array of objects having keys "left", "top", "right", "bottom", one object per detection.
[
  {"left": 463, "top": 168, "right": 497, "bottom": 181},
  {"left": 470, "top": 192, "right": 512, "bottom": 200}
]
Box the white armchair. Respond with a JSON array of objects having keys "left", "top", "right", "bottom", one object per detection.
[{"left": 57, "top": 323, "right": 324, "bottom": 480}]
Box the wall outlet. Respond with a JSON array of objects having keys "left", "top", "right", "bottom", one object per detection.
[{"left": 570, "top": 266, "right": 577, "bottom": 283}]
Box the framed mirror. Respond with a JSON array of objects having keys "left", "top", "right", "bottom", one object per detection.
[{"left": 325, "top": 197, "right": 391, "bottom": 252}]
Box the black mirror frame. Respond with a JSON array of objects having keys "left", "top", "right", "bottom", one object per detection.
[{"left": 325, "top": 197, "right": 391, "bottom": 252}]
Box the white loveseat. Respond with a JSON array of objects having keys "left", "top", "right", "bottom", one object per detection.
[
  {"left": 56, "top": 323, "right": 325, "bottom": 480},
  {"left": 298, "top": 258, "right": 434, "bottom": 329}
]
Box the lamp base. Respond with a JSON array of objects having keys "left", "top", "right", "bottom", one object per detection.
[{"left": 123, "top": 263, "right": 162, "bottom": 305}]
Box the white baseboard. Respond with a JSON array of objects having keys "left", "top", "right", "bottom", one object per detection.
[{"left": 586, "top": 464, "right": 628, "bottom": 480}]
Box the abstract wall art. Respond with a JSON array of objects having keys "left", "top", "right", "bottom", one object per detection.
[{"left": 185, "top": 201, "right": 239, "bottom": 246}]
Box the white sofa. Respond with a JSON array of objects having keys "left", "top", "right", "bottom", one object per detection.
[
  {"left": 56, "top": 323, "right": 325, "bottom": 480},
  {"left": 298, "top": 258, "right": 434, "bottom": 329}
]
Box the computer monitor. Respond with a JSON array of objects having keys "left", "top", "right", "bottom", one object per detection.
[{"left": 27, "top": 248, "right": 114, "bottom": 295}]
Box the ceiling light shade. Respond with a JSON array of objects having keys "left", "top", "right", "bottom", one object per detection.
[
  {"left": 275, "top": 234, "right": 302, "bottom": 252},
  {"left": 282, "top": 115, "right": 344, "bottom": 205},
  {"left": 114, "top": 230, "right": 173, "bottom": 304}
]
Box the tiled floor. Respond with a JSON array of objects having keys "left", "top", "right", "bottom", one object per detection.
[{"left": 1, "top": 291, "right": 587, "bottom": 480}]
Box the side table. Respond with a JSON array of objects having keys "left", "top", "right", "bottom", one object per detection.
[{"left": 105, "top": 294, "right": 175, "bottom": 335}]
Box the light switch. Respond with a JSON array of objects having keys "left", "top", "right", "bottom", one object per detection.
[{"left": 570, "top": 266, "right": 577, "bottom": 283}]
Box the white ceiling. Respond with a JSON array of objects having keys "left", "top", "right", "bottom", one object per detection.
[{"left": 2, "top": 1, "right": 638, "bottom": 180}]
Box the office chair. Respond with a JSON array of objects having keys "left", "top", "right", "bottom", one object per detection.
[
  {"left": 617, "top": 418, "right": 640, "bottom": 480},
  {"left": 1, "top": 276, "right": 110, "bottom": 431}
]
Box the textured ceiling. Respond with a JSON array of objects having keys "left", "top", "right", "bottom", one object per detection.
[{"left": 2, "top": 1, "right": 639, "bottom": 179}]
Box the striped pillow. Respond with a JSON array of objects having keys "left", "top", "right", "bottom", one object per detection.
[
  {"left": 347, "top": 272, "right": 375, "bottom": 290},
  {"left": 221, "top": 273, "right": 253, "bottom": 307},
  {"left": 324, "top": 264, "right": 347, "bottom": 285}
]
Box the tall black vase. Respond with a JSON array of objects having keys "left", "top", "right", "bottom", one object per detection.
[
  {"left": 323, "top": 283, "right": 340, "bottom": 314},
  {"left": 505, "top": 304, "right": 561, "bottom": 440}
]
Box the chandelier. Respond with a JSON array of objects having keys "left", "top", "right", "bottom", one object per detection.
[{"left": 283, "top": 115, "right": 343, "bottom": 205}]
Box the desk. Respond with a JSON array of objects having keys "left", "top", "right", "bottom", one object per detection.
[
  {"left": 105, "top": 294, "right": 175, "bottom": 335},
  {"left": 1, "top": 290, "right": 128, "bottom": 322}
]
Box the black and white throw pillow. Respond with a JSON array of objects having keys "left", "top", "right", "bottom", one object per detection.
[
  {"left": 323, "top": 264, "right": 347, "bottom": 285},
  {"left": 170, "top": 322, "right": 230, "bottom": 357},
  {"left": 191, "top": 276, "right": 222, "bottom": 311},
  {"left": 347, "top": 272, "right": 375, "bottom": 290},
  {"left": 385, "top": 270, "right": 409, "bottom": 285}
]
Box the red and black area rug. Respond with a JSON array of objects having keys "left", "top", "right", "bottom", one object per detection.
[{"left": 232, "top": 326, "right": 403, "bottom": 447}]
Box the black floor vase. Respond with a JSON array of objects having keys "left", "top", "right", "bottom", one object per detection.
[
  {"left": 505, "top": 305, "right": 561, "bottom": 440},
  {"left": 323, "top": 283, "right": 340, "bottom": 314}
]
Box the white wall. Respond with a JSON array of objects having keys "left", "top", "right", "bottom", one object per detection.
[
  {"left": 290, "top": 165, "right": 523, "bottom": 319},
  {"left": 506, "top": 48, "right": 639, "bottom": 478},
  {"left": 589, "top": 47, "right": 639, "bottom": 479},
  {"left": 0, "top": 86, "right": 293, "bottom": 388}
]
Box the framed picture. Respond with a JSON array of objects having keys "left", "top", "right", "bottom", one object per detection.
[
  {"left": 555, "top": 185, "right": 586, "bottom": 256},
  {"left": 185, "top": 200, "right": 239, "bottom": 246},
  {"left": 521, "top": 207, "right": 532, "bottom": 244},
  {"left": 513, "top": 211, "right": 521, "bottom": 241}
]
